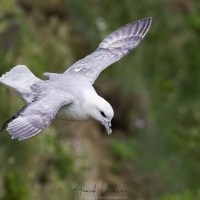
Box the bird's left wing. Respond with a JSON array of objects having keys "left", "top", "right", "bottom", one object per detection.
[
  {"left": 7, "top": 90, "right": 74, "bottom": 140},
  {"left": 64, "top": 17, "right": 152, "bottom": 84}
]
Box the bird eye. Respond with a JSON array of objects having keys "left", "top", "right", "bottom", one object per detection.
[{"left": 100, "top": 111, "right": 106, "bottom": 118}]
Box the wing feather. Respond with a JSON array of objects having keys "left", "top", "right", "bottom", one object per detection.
[
  {"left": 7, "top": 91, "right": 74, "bottom": 140},
  {"left": 64, "top": 17, "right": 152, "bottom": 84}
]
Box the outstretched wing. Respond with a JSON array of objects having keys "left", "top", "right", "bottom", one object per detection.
[
  {"left": 7, "top": 91, "right": 74, "bottom": 140},
  {"left": 64, "top": 17, "right": 152, "bottom": 84}
]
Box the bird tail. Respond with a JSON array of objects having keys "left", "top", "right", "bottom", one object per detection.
[{"left": 0, "top": 65, "right": 41, "bottom": 103}]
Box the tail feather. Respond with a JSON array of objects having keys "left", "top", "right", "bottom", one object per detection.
[{"left": 0, "top": 65, "right": 41, "bottom": 103}]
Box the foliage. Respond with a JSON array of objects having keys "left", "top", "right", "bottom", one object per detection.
[
  {"left": 0, "top": 0, "right": 200, "bottom": 199},
  {"left": 2, "top": 170, "right": 30, "bottom": 200}
]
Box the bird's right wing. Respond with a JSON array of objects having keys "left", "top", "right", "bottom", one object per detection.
[
  {"left": 64, "top": 17, "right": 152, "bottom": 84},
  {"left": 7, "top": 89, "right": 75, "bottom": 140}
]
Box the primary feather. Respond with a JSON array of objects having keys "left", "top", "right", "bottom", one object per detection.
[
  {"left": 7, "top": 89, "right": 74, "bottom": 140},
  {"left": 65, "top": 17, "right": 152, "bottom": 84}
]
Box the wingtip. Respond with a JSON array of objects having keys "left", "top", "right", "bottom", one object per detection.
[
  {"left": 142, "top": 17, "right": 152, "bottom": 21},
  {"left": 137, "top": 17, "right": 152, "bottom": 38},
  {"left": 147, "top": 17, "right": 152, "bottom": 26},
  {"left": 146, "top": 17, "right": 152, "bottom": 25},
  {"left": 135, "top": 17, "right": 152, "bottom": 22}
]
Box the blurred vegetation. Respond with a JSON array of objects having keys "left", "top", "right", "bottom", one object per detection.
[{"left": 0, "top": 0, "right": 200, "bottom": 199}]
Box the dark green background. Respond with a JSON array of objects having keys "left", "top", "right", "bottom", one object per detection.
[{"left": 0, "top": 0, "right": 200, "bottom": 199}]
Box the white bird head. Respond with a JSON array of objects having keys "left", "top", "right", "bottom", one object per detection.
[{"left": 89, "top": 95, "right": 114, "bottom": 135}]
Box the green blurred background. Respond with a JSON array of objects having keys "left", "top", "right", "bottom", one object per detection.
[{"left": 0, "top": 0, "right": 200, "bottom": 199}]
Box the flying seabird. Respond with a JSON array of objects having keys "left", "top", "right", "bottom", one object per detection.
[{"left": 0, "top": 17, "right": 152, "bottom": 140}]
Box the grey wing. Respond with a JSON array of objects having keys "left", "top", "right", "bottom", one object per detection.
[
  {"left": 0, "top": 65, "right": 41, "bottom": 103},
  {"left": 64, "top": 17, "right": 152, "bottom": 84},
  {"left": 7, "top": 92, "right": 74, "bottom": 140}
]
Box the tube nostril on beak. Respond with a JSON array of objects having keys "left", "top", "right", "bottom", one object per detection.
[
  {"left": 102, "top": 121, "right": 112, "bottom": 135},
  {"left": 107, "top": 121, "right": 112, "bottom": 135}
]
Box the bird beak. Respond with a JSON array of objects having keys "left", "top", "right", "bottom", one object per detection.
[{"left": 104, "top": 121, "right": 112, "bottom": 135}]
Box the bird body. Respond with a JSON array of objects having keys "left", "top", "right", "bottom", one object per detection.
[{"left": 0, "top": 17, "right": 152, "bottom": 140}]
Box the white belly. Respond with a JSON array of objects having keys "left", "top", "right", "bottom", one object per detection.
[{"left": 56, "top": 103, "right": 91, "bottom": 122}]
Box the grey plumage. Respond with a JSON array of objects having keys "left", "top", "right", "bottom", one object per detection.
[
  {"left": 65, "top": 17, "right": 152, "bottom": 84},
  {"left": 0, "top": 17, "right": 152, "bottom": 140},
  {"left": 7, "top": 88, "right": 74, "bottom": 140},
  {"left": 0, "top": 65, "right": 41, "bottom": 103}
]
